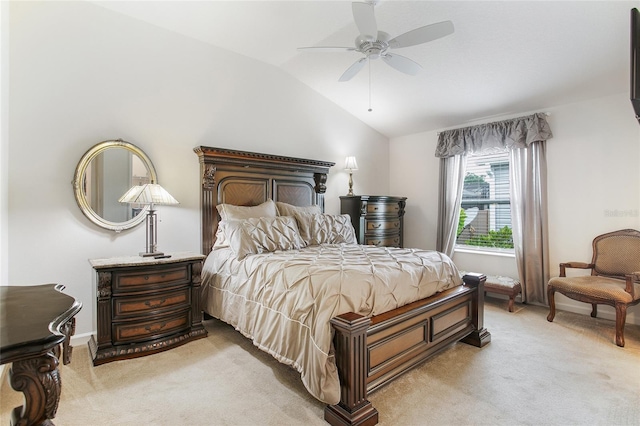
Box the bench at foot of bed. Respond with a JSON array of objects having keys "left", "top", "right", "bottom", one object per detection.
[{"left": 325, "top": 273, "right": 490, "bottom": 426}]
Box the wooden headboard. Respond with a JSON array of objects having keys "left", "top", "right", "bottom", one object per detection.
[{"left": 194, "top": 146, "right": 335, "bottom": 255}]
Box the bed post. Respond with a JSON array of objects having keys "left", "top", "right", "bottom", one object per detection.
[
  {"left": 325, "top": 313, "right": 379, "bottom": 426},
  {"left": 461, "top": 273, "right": 492, "bottom": 347}
]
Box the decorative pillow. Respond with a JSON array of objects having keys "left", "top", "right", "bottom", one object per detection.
[
  {"left": 294, "top": 213, "right": 357, "bottom": 246},
  {"left": 276, "top": 202, "right": 322, "bottom": 217},
  {"left": 212, "top": 222, "right": 230, "bottom": 249},
  {"left": 216, "top": 199, "right": 277, "bottom": 222},
  {"left": 223, "top": 216, "right": 304, "bottom": 259}
]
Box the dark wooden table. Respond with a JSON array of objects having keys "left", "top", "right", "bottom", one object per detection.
[{"left": 0, "top": 284, "right": 82, "bottom": 426}]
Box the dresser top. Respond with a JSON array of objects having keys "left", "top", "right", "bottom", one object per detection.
[
  {"left": 1, "top": 284, "right": 82, "bottom": 364},
  {"left": 89, "top": 251, "right": 205, "bottom": 269},
  {"left": 339, "top": 195, "right": 407, "bottom": 201}
]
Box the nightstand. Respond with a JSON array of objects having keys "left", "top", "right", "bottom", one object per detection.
[
  {"left": 340, "top": 195, "right": 407, "bottom": 248},
  {"left": 88, "top": 252, "right": 207, "bottom": 365}
]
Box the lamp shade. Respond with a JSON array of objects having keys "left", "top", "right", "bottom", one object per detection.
[
  {"left": 344, "top": 156, "right": 359, "bottom": 171},
  {"left": 119, "top": 183, "right": 179, "bottom": 206}
]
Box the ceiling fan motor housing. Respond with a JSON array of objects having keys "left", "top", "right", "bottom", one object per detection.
[{"left": 356, "top": 31, "right": 390, "bottom": 60}]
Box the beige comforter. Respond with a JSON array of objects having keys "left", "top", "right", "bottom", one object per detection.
[{"left": 201, "top": 244, "right": 462, "bottom": 405}]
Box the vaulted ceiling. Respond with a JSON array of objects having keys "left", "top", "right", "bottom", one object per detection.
[{"left": 94, "top": 1, "right": 636, "bottom": 138}]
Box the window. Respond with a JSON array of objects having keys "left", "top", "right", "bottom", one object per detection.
[{"left": 456, "top": 151, "right": 514, "bottom": 251}]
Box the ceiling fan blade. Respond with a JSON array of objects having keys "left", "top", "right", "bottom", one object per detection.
[
  {"left": 352, "top": 2, "right": 378, "bottom": 39},
  {"left": 388, "top": 20, "right": 454, "bottom": 49},
  {"left": 381, "top": 53, "right": 422, "bottom": 76},
  {"left": 339, "top": 58, "right": 367, "bottom": 82},
  {"left": 298, "top": 46, "right": 357, "bottom": 52}
]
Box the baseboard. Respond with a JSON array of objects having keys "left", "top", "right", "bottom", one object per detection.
[
  {"left": 70, "top": 332, "right": 92, "bottom": 346},
  {"left": 554, "top": 300, "right": 639, "bottom": 326},
  {"left": 486, "top": 293, "right": 639, "bottom": 326}
]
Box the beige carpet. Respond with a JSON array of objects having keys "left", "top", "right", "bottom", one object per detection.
[{"left": 2, "top": 300, "right": 639, "bottom": 425}]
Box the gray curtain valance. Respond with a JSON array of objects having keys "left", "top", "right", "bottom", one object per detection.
[{"left": 435, "top": 112, "right": 553, "bottom": 158}]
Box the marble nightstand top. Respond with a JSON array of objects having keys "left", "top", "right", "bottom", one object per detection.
[{"left": 89, "top": 251, "right": 205, "bottom": 269}]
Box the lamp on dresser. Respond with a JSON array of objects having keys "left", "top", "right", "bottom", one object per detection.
[
  {"left": 119, "top": 182, "right": 179, "bottom": 257},
  {"left": 344, "top": 156, "right": 358, "bottom": 196}
]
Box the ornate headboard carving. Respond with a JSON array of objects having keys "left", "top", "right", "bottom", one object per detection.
[{"left": 194, "top": 146, "right": 335, "bottom": 255}]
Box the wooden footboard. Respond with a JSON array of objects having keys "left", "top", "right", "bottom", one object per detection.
[{"left": 325, "top": 273, "right": 490, "bottom": 426}]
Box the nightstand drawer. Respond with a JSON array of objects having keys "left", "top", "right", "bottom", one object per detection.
[
  {"left": 113, "top": 265, "right": 190, "bottom": 294},
  {"left": 90, "top": 253, "right": 207, "bottom": 365},
  {"left": 112, "top": 288, "right": 191, "bottom": 320},
  {"left": 366, "top": 202, "right": 400, "bottom": 215},
  {"left": 365, "top": 236, "right": 401, "bottom": 248},
  {"left": 112, "top": 310, "right": 191, "bottom": 345},
  {"left": 366, "top": 219, "right": 400, "bottom": 231}
]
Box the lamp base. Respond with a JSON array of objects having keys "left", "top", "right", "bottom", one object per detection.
[{"left": 139, "top": 251, "right": 164, "bottom": 257}]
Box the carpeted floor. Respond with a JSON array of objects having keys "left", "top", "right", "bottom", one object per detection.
[{"left": 2, "top": 299, "right": 639, "bottom": 425}]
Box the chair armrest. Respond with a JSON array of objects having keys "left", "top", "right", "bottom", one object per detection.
[
  {"left": 559, "top": 262, "right": 594, "bottom": 277},
  {"left": 625, "top": 272, "right": 640, "bottom": 298}
]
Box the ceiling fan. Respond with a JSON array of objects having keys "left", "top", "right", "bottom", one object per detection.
[{"left": 298, "top": 1, "right": 455, "bottom": 82}]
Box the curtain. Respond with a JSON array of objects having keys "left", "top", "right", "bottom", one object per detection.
[
  {"left": 435, "top": 112, "right": 552, "bottom": 304},
  {"left": 510, "top": 143, "right": 550, "bottom": 303},
  {"left": 436, "top": 155, "right": 466, "bottom": 257}
]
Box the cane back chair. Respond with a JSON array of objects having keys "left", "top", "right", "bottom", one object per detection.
[{"left": 547, "top": 229, "right": 640, "bottom": 347}]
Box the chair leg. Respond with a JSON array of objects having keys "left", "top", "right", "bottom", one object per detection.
[
  {"left": 590, "top": 304, "right": 597, "bottom": 318},
  {"left": 614, "top": 304, "right": 627, "bottom": 347},
  {"left": 546, "top": 286, "right": 556, "bottom": 322}
]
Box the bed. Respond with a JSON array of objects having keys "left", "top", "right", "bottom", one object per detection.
[{"left": 194, "top": 146, "right": 490, "bottom": 426}]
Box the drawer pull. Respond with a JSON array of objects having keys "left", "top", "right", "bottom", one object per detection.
[
  {"left": 144, "top": 275, "right": 149, "bottom": 281},
  {"left": 145, "top": 298, "right": 167, "bottom": 308},
  {"left": 372, "top": 223, "right": 382, "bottom": 229},
  {"left": 394, "top": 222, "right": 399, "bottom": 227},
  {"left": 370, "top": 241, "right": 381, "bottom": 246},
  {"left": 145, "top": 322, "right": 167, "bottom": 333},
  {"left": 373, "top": 206, "right": 378, "bottom": 210}
]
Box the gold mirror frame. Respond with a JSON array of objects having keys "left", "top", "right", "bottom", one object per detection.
[{"left": 72, "top": 139, "right": 157, "bottom": 232}]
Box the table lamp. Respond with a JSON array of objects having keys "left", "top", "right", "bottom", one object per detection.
[
  {"left": 344, "top": 156, "right": 358, "bottom": 196},
  {"left": 119, "top": 182, "right": 179, "bottom": 257}
]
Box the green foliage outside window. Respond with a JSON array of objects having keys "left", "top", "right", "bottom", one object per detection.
[
  {"left": 464, "top": 173, "right": 487, "bottom": 184},
  {"left": 457, "top": 208, "right": 467, "bottom": 236},
  {"left": 464, "top": 226, "right": 514, "bottom": 249}
]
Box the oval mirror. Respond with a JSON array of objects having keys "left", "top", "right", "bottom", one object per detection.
[{"left": 72, "top": 139, "right": 157, "bottom": 232}]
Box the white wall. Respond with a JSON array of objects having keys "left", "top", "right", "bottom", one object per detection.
[
  {"left": 5, "top": 1, "right": 389, "bottom": 340},
  {"left": 0, "top": 0, "right": 9, "bottom": 286},
  {"left": 390, "top": 93, "right": 640, "bottom": 324}
]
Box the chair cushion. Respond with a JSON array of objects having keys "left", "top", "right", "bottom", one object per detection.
[{"left": 548, "top": 276, "right": 640, "bottom": 303}]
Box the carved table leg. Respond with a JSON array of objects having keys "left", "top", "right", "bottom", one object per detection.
[
  {"left": 60, "top": 318, "right": 76, "bottom": 365},
  {"left": 9, "top": 351, "right": 60, "bottom": 426}
]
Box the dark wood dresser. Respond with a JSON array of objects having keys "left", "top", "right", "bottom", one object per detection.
[
  {"left": 88, "top": 252, "right": 207, "bottom": 365},
  {"left": 1, "top": 284, "right": 81, "bottom": 426},
  {"left": 340, "top": 195, "right": 407, "bottom": 248}
]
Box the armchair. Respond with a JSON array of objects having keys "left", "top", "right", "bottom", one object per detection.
[{"left": 547, "top": 229, "right": 640, "bottom": 347}]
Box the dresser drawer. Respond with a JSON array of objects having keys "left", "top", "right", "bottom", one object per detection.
[
  {"left": 365, "top": 219, "right": 401, "bottom": 232},
  {"left": 365, "top": 235, "right": 401, "bottom": 248},
  {"left": 113, "top": 265, "right": 190, "bottom": 294},
  {"left": 366, "top": 202, "right": 400, "bottom": 216},
  {"left": 112, "top": 288, "right": 190, "bottom": 320},
  {"left": 112, "top": 310, "right": 191, "bottom": 345}
]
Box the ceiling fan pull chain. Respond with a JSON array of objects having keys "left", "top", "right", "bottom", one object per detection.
[{"left": 368, "top": 57, "right": 373, "bottom": 112}]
